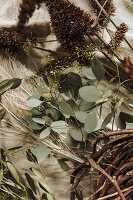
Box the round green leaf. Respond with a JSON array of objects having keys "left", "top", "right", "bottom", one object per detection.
[
  {"left": 51, "top": 121, "right": 69, "bottom": 133},
  {"left": 26, "top": 99, "right": 42, "bottom": 107},
  {"left": 67, "top": 99, "right": 78, "bottom": 112},
  {"left": 79, "top": 86, "right": 102, "bottom": 102},
  {"left": 82, "top": 66, "right": 96, "bottom": 80},
  {"left": 75, "top": 111, "right": 88, "bottom": 123},
  {"left": 68, "top": 72, "right": 82, "bottom": 86},
  {"left": 115, "top": 114, "right": 126, "bottom": 129},
  {"left": 40, "top": 128, "right": 51, "bottom": 139},
  {"left": 84, "top": 112, "right": 98, "bottom": 133},
  {"left": 31, "top": 145, "right": 51, "bottom": 158},
  {"left": 59, "top": 101, "right": 73, "bottom": 115},
  {"left": 69, "top": 126, "right": 87, "bottom": 142},
  {"left": 79, "top": 100, "right": 94, "bottom": 111},
  {"left": 91, "top": 58, "right": 105, "bottom": 81},
  {"left": 65, "top": 134, "right": 78, "bottom": 148},
  {"left": 26, "top": 116, "right": 44, "bottom": 130},
  {"left": 32, "top": 118, "right": 45, "bottom": 125}
]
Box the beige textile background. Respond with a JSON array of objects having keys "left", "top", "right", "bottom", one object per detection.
[{"left": 0, "top": 0, "right": 133, "bottom": 199}]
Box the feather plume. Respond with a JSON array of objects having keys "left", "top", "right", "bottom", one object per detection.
[{"left": 0, "top": 54, "right": 83, "bottom": 163}]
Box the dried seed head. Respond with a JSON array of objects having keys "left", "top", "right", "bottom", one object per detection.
[
  {"left": 43, "top": 0, "right": 98, "bottom": 52},
  {"left": 89, "top": 0, "right": 115, "bottom": 27},
  {"left": 0, "top": 29, "right": 36, "bottom": 56},
  {"left": 109, "top": 23, "right": 128, "bottom": 48}
]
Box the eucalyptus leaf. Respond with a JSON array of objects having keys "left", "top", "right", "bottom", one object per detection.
[
  {"left": 69, "top": 126, "right": 87, "bottom": 142},
  {"left": 101, "top": 113, "right": 113, "bottom": 129},
  {"left": 115, "top": 114, "right": 126, "bottom": 129},
  {"left": 26, "top": 116, "right": 44, "bottom": 130},
  {"left": 26, "top": 99, "right": 42, "bottom": 107},
  {"left": 25, "top": 173, "right": 37, "bottom": 194},
  {"left": 68, "top": 72, "right": 82, "bottom": 86},
  {"left": 51, "top": 121, "right": 69, "bottom": 133},
  {"left": 31, "top": 108, "right": 42, "bottom": 116},
  {"left": 40, "top": 128, "right": 51, "bottom": 139},
  {"left": 82, "top": 66, "right": 96, "bottom": 80},
  {"left": 91, "top": 58, "right": 105, "bottom": 81},
  {"left": 0, "top": 108, "right": 6, "bottom": 121},
  {"left": 79, "top": 100, "right": 94, "bottom": 111},
  {"left": 31, "top": 145, "right": 51, "bottom": 158},
  {"left": 120, "top": 112, "right": 133, "bottom": 123},
  {"left": 28, "top": 91, "right": 41, "bottom": 100},
  {"left": 75, "top": 111, "right": 88, "bottom": 123},
  {"left": 58, "top": 101, "right": 73, "bottom": 116},
  {"left": 6, "top": 161, "right": 19, "bottom": 183},
  {"left": 67, "top": 99, "right": 78, "bottom": 112},
  {"left": 84, "top": 112, "right": 98, "bottom": 133},
  {"left": 79, "top": 86, "right": 102, "bottom": 102},
  {"left": 58, "top": 159, "right": 69, "bottom": 171},
  {"left": 46, "top": 108, "right": 61, "bottom": 121},
  {"left": 32, "top": 118, "right": 45, "bottom": 125},
  {"left": 65, "top": 134, "right": 78, "bottom": 148}
]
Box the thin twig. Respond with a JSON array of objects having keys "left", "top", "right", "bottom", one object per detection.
[
  {"left": 97, "top": 186, "right": 133, "bottom": 200},
  {"left": 31, "top": 45, "right": 62, "bottom": 55},
  {"left": 94, "top": 0, "right": 133, "bottom": 52},
  {"left": 86, "top": 154, "right": 126, "bottom": 200}
]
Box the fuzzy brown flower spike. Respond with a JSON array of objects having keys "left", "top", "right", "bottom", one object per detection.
[
  {"left": 43, "top": 0, "right": 98, "bottom": 52},
  {"left": 18, "top": 0, "right": 98, "bottom": 51},
  {"left": 0, "top": 29, "right": 36, "bottom": 56},
  {"left": 109, "top": 23, "right": 128, "bottom": 48},
  {"left": 89, "top": 0, "right": 115, "bottom": 27}
]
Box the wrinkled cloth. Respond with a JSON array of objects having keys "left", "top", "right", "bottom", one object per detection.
[{"left": 0, "top": 1, "right": 133, "bottom": 199}]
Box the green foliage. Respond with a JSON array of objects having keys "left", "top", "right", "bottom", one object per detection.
[
  {"left": 0, "top": 78, "right": 22, "bottom": 122},
  {"left": 0, "top": 148, "right": 53, "bottom": 200}
]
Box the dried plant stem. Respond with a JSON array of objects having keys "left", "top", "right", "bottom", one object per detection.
[
  {"left": 97, "top": 186, "right": 133, "bottom": 200},
  {"left": 31, "top": 45, "right": 62, "bottom": 55},
  {"left": 86, "top": 154, "right": 126, "bottom": 200},
  {"left": 94, "top": 0, "right": 133, "bottom": 52},
  {"left": 87, "top": 33, "right": 119, "bottom": 68},
  {"left": 95, "top": 33, "right": 122, "bottom": 63},
  {"left": 100, "top": 129, "right": 133, "bottom": 136}
]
